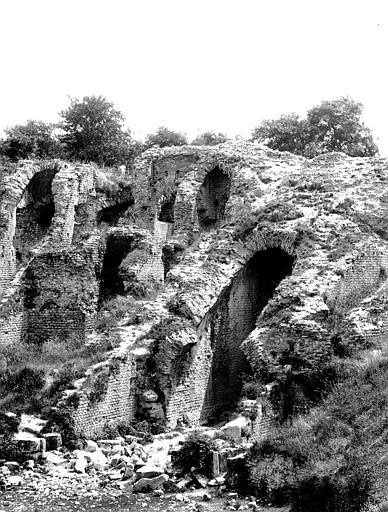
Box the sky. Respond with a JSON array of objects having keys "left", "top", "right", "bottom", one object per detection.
[{"left": 0, "top": 0, "right": 387, "bottom": 153}]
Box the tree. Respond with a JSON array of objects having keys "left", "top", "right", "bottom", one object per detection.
[
  {"left": 144, "top": 126, "right": 187, "bottom": 149},
  {"left": 0, "top": 120, "right": 64, "bottom": 161},
  {"left": 251, "top": 114, "right": 308, "bottom": 155},
  {"left": 59, "top": 95, "right": 135, "bottom": 166},
  {"left": 191, "top": 131, "right": 228, "bottom": 146},
  {"left": 251, "top": 97, "right": 378, "bottom": 158},
  {"left": 305, "top": 97, "right": 378, "bottom": 157}
]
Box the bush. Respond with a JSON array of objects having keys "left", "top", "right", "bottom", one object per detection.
[
  {"left": 0, "top": 411, "right": 20, "bottom": 437},
  {"left": 238, "top": 355, "right": 388, "bottom": 509},
  {"left": 291, "top": 463, "right": 372, "bottom": 512},
  {"left": 174, "top": 431, "right": 217, "bottom": 477}
]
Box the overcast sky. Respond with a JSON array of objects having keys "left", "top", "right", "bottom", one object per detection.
[{"left": 0, "top": 0, "right": 387, "bottom": 153}]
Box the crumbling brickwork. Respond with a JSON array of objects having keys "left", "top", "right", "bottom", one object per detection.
[{"left": 2, "top": 142, "right": 388, "bottom": 440}]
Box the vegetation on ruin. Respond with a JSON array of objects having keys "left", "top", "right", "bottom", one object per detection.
[
  {"left": 0, "top": 335, "right": 117, "bottom": 417},
  {"left": 251, "top": 97, "right": 378, "bottom": 158},
  {"left": 191, "top": 131, "right": 228, "bottom": 146},
  {"left": 144, "top": 126, "right": 188, "bottom": 149},
  {"left": 173, "top": 431, "right": 217, "bottom": 477},
  {"left": 238, "top": 353, "right": 388, "bottom": 511}
]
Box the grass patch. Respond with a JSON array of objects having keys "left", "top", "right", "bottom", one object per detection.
[
  {"left": 0, "top": 335, "right": 115, "bottom": 416},
  {"left": 238, "top": 354, "right": 388, "bottom": 510}
]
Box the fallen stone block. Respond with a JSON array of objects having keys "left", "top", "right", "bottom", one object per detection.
[
  {"left": 43, "top": 433, "right": 62, "bottom": 451},
  {"left": 133, "top": 474, "right": 169, "bottom": 492},
  {"left": 84, "top": 440, "right": 98, "bottom": 453},
  {"left": 10, "top": 436, "right": 46, "bottom": 461},
  {"left": 136, "top": 464, "right": 164, "bottom": 479},
  {"left": 4, "top": 461, "right": 20, "bottom": 472},
  {"left": 74, "top": 457, "right": 87, "bottom": 473},
  {"left": 221, "top": 416, "right": 251, "bottom": 440}
]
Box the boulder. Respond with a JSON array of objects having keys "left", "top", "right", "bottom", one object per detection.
[
  {"left": 85, "top": 449, "right": 108, "bottom": 471},
  {"left": 136, "top": 464, "right": 164, "bottom": 479},
  {"left": 133, "top": 474, "right": 169, "bottom": 492},
  {"left": 74, "top": 457, "right": 87, "bottom": 473},
  {"left": 4, "top": 461, "right": 19, "bottom": 472},
  {"left": 11, "top": 435, "right": 46, "bottom": 460},
  {"left": 84, "top": 440, "right": 98, "bottom": 453},
  {"left": 8, "top": 475, "right": 22, "bottom": 486},
  {"left": 221, "top": 416, "right": 251, "bottom": 440},
  {"left": 45, "top": 452, "right": 66, "bottom": 465}
]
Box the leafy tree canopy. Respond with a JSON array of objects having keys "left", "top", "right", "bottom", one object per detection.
[
  {"left": 252, "top": 97, "right": 378, "bottom": 158},
  {"left": 0, "top": 120, "right": 63, "bottom": 161},
  {"left": 144, "top": 126, "right": 187, "bottom": 149},
  {"left": 191, "top": 131, "right": 228, "bottom": 146},
  {"left": 59, "top": 95, "right": 135, "bottom": 166}
]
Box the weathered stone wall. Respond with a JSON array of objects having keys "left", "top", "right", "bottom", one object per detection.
[
  {"left": 71, "top": 353, "right": 138, "bottom": 437},
  {"left": 23, "top": 250, "right": 99, "bottom": 343}
]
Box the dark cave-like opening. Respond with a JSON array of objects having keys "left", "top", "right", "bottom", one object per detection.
[
  {"left": 99, "top": 235, "right": 133, "bottom": 302},
  {"left": 14, "top": 169, "right": 57, "bottom": 263},
  {"left": 158, "top": 193, "right": 176, "bottom": 223},
  {"left": 196, "top": 166, "right": 231, "bottom": 229},
  {"left": 201, "top": 247, "right": 295, "bottom": 422},
  {"left": 97, "top": 201, "right": 133, "bottom": 226}
]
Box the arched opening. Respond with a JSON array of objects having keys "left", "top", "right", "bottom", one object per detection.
[
  {"left": 158, "top": 193, "right": 176, "bottom": 224},
  {"left": 96, "top": 186, "right": 133, "bottom": 227},
  {"left": 99, "top": 234, "right": 134, "bottom": 301},
  {"left": 14, "top": 169, "right": 57, "bottom": 263},
  {"left": 200, "top": 247, "right": 295, "bottom": 422},
  {"left": 196, "top": 166, "right": 231, "bottom": 229},
  {"left": 97, "top": 201, "right": 133, "bottom": 227}
]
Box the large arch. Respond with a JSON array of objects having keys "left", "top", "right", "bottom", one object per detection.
[
  {"left": 196, "top": 166, "right": 231, "bottom": 229},
  {"left": 99, "top": 233, "right": 134, "bottom": 301},
  {"left": 199, "top": 248, "right": 295, "bottom": 421},
  {"left": 13, "top": 168, "right": 57, "bottom": 262}
]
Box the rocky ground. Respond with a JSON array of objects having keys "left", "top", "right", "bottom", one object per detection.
[{"left": 0, "top": 414, "right": 289, "bottom": 512}]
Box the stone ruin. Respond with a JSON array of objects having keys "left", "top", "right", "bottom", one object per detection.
[{"left": 1, "top": 140, "right": 388, "bottom": 439}]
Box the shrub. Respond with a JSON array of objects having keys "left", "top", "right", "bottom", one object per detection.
[
  {"left": 174, "top": 431, "right": 217, "bottom": 477},
  {"left": 43, "top": 405, "right": 78, "bottom": 449},
  {"left": 238, "top": 355, "right": 388, "bottom": 509},
  {"left": 291, "top": 462, "right": 372, "bottom": 512},
  {"left": 0, "top": 411, "right": 20, "bottom": 437}
]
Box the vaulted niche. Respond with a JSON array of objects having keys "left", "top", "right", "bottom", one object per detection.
[
  {"left": 200, "top": 248, "right": 295, "bottom": 422},
  {"left": 96, "top": 186, "right": 134, "bottom": 227},
  {"left": 14, "top": 169, "right": 57, "bottom": 263},
  {"left": 196, "top": 166, "right": 231, "bottom": 229},
  {"left": 99, "top": 234, "right": 133, "bottom": 301},
  {"left": 158, "top": 193, "right": 176, "bottom": 224}
]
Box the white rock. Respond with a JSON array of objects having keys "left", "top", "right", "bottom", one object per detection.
[
  {"left": 86, "top": 449, "right": 108, "bottom": 470},
  {"left": 8, "top": 475, "right": 22, "bottom": 486},
  {"left": 45, "top": 452, "right": 66, "bottom": 465},
  {"left": 136, "top": 464, "right": 164, "bottom": 479},
  {"left": 84, "top": 440, "right": 98, "bottom": 453},
  {"left": 74, "top": 457, "right": 87, "bottom": 473}
]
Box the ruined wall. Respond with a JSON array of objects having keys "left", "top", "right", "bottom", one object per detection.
[
  {"left": 6, "top": 143, "right": 387, "bottom": 438},
  {"left": 71, "top": 353, "right": 138, "bottom": 437},
  {"left": 23, "top": 250, "right": 99, "bottom": 343}
]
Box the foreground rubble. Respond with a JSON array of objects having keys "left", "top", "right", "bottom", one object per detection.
[{"left": 0, "top": 413, "right": 284, "bottom": 511}]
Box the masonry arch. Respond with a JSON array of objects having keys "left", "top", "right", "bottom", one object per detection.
[
  {"left": 199, "top": 247, "right": 295, "bottom": 422},
  {"left": 13, "top": 168, "right": 57, "bottom": 262},
  {"left": 99, "top": 233, "right": 134, "bottom": 301},
  {"left": 196, "top": 166, "right": 231, "bottom": 229},
  {"left": 158, "top": 192, "right": 176, "bottom": 224}
]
